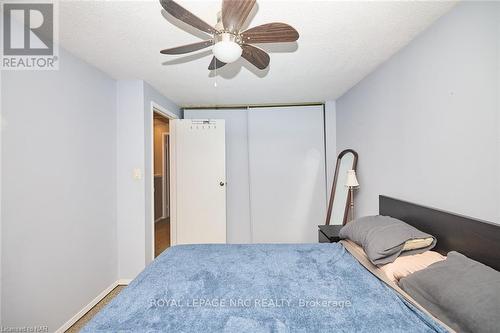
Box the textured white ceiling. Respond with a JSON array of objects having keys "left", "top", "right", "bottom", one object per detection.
[{"left": 59, "top": 0, "right": 457, "bottom": 107}]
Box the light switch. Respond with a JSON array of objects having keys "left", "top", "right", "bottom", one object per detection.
[{"left": 133, "top": 168, "right": 142, "bottom": 180}]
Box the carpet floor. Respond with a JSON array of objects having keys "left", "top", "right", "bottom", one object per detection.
[{"left": 65, "top": 285, "right": 125, "bottom": 332}]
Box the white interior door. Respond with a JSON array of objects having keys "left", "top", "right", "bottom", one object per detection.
[{"left": 170, "top": 119, "right": 226, "bottom": 245}]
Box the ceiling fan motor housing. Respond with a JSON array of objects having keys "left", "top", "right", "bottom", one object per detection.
[
  {"left": 215, "top": 32, "right": 241, "bottom": 45},
  {"left": 215, "top": 11, "right": 223, "bottom": 31}
]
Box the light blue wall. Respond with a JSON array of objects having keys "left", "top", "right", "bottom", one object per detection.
[
  {"left": 143, "top": 81, "right": 182, "bottom": 119},
  {"left": 116, "top": 81, "right": 181, "bottom": 277},
  {"left": 1, "top": 54, "right": 180, "bottom": 330},
  {"left": 116, "top": 80, "right": 146, "bottom": 279},
  {"left": 324, "top": 101, "right": 337, "bottom": 193},
  {"left": 1, "top": 47, "right": 118, "bottom": 330},
  {"left": 336, "top": 2, "right": 500, "bottom": 223}
]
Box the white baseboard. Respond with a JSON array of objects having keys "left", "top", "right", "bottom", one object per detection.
[
  {"left": 55, "top": 279, "right": 130, "bottom": 333},
  {"left": 117, "top": 278, "right": 132, "bottom": 285}
]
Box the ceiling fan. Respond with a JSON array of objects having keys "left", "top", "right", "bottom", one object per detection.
[{"left": 159, "top": 0, "right": 299, "bottom": 70}]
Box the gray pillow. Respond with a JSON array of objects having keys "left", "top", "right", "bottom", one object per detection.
[
  {"left": 339, "top": 215, "right": 436, "bottom": 265},
  {"left": 399, "top": 251, "right": 500, "bottom": 333}
]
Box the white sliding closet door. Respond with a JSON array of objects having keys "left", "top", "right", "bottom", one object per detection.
[
  {"left": 248, "top": 106, "right": 327, "bottom": 243},
  {"left": 184, "top": 109, "right": 252, "bottom": 243}
]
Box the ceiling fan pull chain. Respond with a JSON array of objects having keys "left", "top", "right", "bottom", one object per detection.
[{"left": 214, "top": 65, "right": 218, "bottom": 87}]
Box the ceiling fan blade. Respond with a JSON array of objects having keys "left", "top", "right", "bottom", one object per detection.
[
  {"left": 241, "top": 23, "right": 299, "bottom": 43},
  {"left": 160, "top": 0, "right": 217, "bottom": 35},
  {"left": 208, "top": 56, "right": 226, "bottom": 70},
  {"left": 241, "top": 44, "right": 270, "bottom": 70},
  {"left": 161, "top": 40, "right": 213, "bottom": 55},
  {"left": 222, "top": 0, "right": 256, "bottom": 33}
]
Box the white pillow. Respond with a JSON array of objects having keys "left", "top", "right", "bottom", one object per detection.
[
  {"left": 402, "top": 237, "right": 434, "bottom": 251},
  {"left": 380, "top": 251, "right": 446, "bottom": 283}
]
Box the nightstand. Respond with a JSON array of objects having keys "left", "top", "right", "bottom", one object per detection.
[{"left": 318, "top": 225, "right": 343, "bottom": 243}]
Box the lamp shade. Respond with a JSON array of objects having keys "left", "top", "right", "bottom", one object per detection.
[{"left": 345, "top": 170, "right": 359, "bottom": 187}]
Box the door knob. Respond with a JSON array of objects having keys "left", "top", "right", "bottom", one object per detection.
[{"left": 220, "top": 181, "right": 225, "bottom": 187}]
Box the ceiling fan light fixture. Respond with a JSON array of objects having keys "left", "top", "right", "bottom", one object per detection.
[
  {"left": 160, "top": 0, "right": 300, "bottom": 71},
  {"left": 212, "top": 33, "right": 242, "bottom": 64}
]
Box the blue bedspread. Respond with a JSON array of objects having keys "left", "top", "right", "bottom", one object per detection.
[{"left": 82, "top": 243, "right": 447, "bottom": 332}]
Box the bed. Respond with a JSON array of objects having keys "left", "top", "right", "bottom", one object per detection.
[{"left": 82, "top": 196, "right": 500, "bottom": 332}]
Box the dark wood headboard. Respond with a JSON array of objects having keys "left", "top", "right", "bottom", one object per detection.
[{"left": 379, "top": 195, "right": 500, "bottom": 271}]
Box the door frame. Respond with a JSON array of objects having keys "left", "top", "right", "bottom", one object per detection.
[
  {"left": 150, "top": 102, "right": 177, "bottom": 261},
  {"left": 162, "top": 133, "right": 170, "bottom": 218}
]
